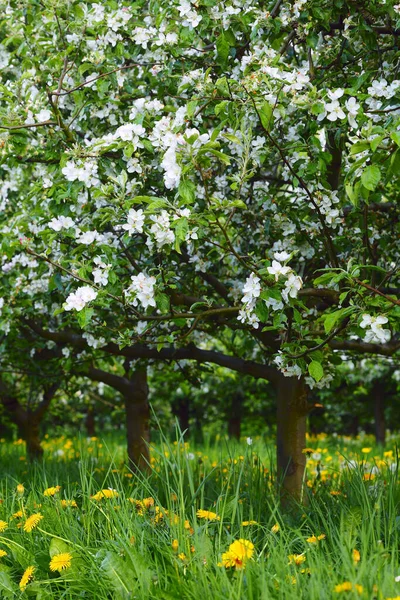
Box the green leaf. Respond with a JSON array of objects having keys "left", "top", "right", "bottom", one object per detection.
[
  {"left": 76, "top": 307, "right": 94, "bottom": 329},
  {"left": 360, "top": 165, "right": 381, "bottom": 191},
  {"left": 97, "top": 550, "right": 133, "bottom": 599},
  {"left": 222, "top": 133, "right": 241, "bottom": 145},
  {"left": 390, "top": 131, "right": 400, "bottom": 147},
  {"left": 186, "top": 100, "right": 198, "bottom": 118},
  {"left": 308, "top": 360, "right": 324, "bottom": 382},
  {"left": 254, "top": 300, "right": 269, "bottom": 322},
  {"left": 49, "top": 538, "right": 71, "bottom": 558},
  {"left": 178, "top": 180, "right": 196, "bottom": 204},
  {"left": 345, "top": 180, "right": 360, "bottom": 207},
  {"left": 370, "top": 135, "right": 385, "bottom": 152},
  {"left": 323, "top": 306, "right": 355, "bottom": 334},
  {"left": 146, "top": 199, "right": 168, "bottom": 212},
  {"left": 350, "top": 141, "right": 369, "bottom": 155},
  {"left": 0, "top": 571, "right": 17, "bottom": 598},
  {"left": 216, "top": 33, "right": 230, "bottom": 67},
  {"left": 258, "top": 102, "right": 274, "bottom": 132},
  {"left": 155, "top": 292, "right": 170, "bottom": 313}
]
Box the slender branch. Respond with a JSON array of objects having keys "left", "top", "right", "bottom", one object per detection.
[
  {"left": 354, "top": 278, "right": 400, "bottom": 306},
  {"left": 50, "top": 63, "right": 161, "bottom": 97},
  {"left": 0, "top": 120, "right": 57, "bottom": 131}
]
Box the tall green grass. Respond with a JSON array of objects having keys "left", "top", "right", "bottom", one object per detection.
[{"left": 0, "top": 431, "right": 398, "bottom": 599}]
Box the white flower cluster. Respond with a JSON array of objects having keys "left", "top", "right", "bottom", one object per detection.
[
  {"left": 274, "top": 353, "right": 302, "bottom": 378},
  {"left": 64, "top": 286, "right": 98, "bottom": 312},
  {"left": 92, "top": 257, "right": 111, "bottom": 286},
  {"left": 115, "top": 123, "right": 145, "bottom": 146},
  {"left": 359, "top": 314, "right": 391, "bottom": 344},
  {"left": 48, "top": 216, "right": 75, "bottom": 231},
  {"left": 122, "top": 209, "right": 145, "bottom": 235},
  {"left": 178, "top": 0, "right": 203, "bottom": 28},
  {"left": 238, "top": 272, "right": 261, "bottom": 329},
  {"left": 318, "top": 89, "right": 360, "bottom": 128},
  {"left": 267, "top": 252, "right": 303, "bottom": 303},
  {"left": 62, "top": 160, "right": 100, "bottom": 188},
  {"left": 83, "top": 332, "right": 106, "bottom": 348},
  {"left": 125, "top": 273, "right": 156, "bottom": 309},
  {"left": 149, "top": 210, "right": 175, "bottom": 249}
]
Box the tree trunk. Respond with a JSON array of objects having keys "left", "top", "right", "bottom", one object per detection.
[
  {"left": 124, "top": 367, "right": 151, "bottom": 473},
  {"left": 18, "top": 416, "right": 44, "bottom": 460},
  {"left": 85, "top": 407, "right": 96, "bottom": 437},
  {"left": 373, "top": 381, "right": 385, "bottom": 445},
  {"left": 172, "top": 396, "right": 190, "bottom": 436},
  {"left": 227, "top": 392, "right": 242, "bottom": 440},
  {"left": 276, "top": 375, "right": 308, "bottom": 505}
]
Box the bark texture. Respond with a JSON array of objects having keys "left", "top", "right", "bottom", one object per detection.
[
  {"left": 276, "top": 375, "right": 308, "bottom": 505},
  {"left": 124, "top": 367, "right": 151, "bottom": 472}
]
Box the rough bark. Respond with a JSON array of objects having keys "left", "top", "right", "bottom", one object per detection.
[
  {"left": 276, "top": 375, "right": 308, "bottom": 505},
  {"left": 18, "top": 416, "right": 44, "bottom": 460},
  {"left": 124, "top": 367, "right": 151, "bottom": 473},
  {"left": 85, "top": 407, "right": 96, "bottom": 437},
  {"left": 227, "top": 392, "right": 242, "bottom": 440}
]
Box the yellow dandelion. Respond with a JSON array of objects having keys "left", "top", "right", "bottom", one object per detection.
[
  {"left": 334, "top": 581, "right": 363, "bottom": 594},
  {"left": 0, "top": 521, "right": 8, "bottom": 532},
  {"left": 196, "top": 509, "right": 220, "bottom": 521},
  {"left": 0, "top": 549, "right": 7, "bottom": 558},
  {"left": 16, "top": 484, "right": 25, "bottom": 494},
  {"left": 19, "top": 566, "right": 35, "bottom": 590},
  {"left": 12, "top": 510, "right": 24, "bottom": 519},
  {"left": 288, "top": 554, "right": 306, "bottom": 566},
  {"left": 307, "top": 533, "right": 326, "bottom": 544},
  {"left": 60, "top": 499, "right": 77, "bottom": 508},
  {"left": 271, "top": 523, "right": 280, "bottom": 533},
  {"left": 91, "top": 489, "right": 119, "bottom": 501},
  {"left": 242, "top": 520, "right": 258, "bottom": 526},
  {"left": 23, "top": 513, "right": 43, "bottom": 532},
  {"left": 172, "top": 539, "right": 179, "bottom": 552},
  {"left": 184, "top": 519, "right": 194, "bottom": 534},
  {"left": 142, "top": 497, "right": 154, "bottom": 508},
  {"left": 361, "top": 448, "right": 372, "bottom": 454},
  {"left": 220, "top": 539, "right": 254, "bottom": 570},
  {"left": 178, "top": 552, "right": 187, "bottom": 561},
  {"left": 49, "top": 552, "right": 72, "bottom": 572},
  {"left": 43, "top": 486, "right": 61, "bottom": 497},
  {"left": 352, "top": 548, "right": 360, "bottom": 564}
]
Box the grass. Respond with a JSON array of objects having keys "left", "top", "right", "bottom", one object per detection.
[{"left": 0, "top": 430, "right": 399, "bottom": 599}]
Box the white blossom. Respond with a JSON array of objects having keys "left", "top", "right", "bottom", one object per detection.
[
  {"left": 48, "top": 216, "right": 75, "bottom": 231},
  {"left": 359, "top": 314, "right": 391, "bottom": 344},
  {"left": 64, "top": 286, "right": 98, "bottom": 312},
  {"left": 125, "top": 273, "right": 156, "bottom": 309},
  {"left": 122, "top": 209, "right": 145, "bottom": 235}
]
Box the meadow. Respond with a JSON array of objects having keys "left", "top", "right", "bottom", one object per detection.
[{"left": 0, "top": 432, "right": 399, "bottom": 600}]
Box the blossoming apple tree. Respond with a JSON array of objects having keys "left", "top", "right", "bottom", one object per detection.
[{"left": 0, "top": 0, "right": 399, "bottom": 499}]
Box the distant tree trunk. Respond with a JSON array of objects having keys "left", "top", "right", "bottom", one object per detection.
[
  {"left": 276, "top": 375, "right": 308, "bottom": 506},
  {"left": 0, "top": 380, "right": 59, "bottom": 461},
  {"left": 124, "top": 367, "right": 150, "bottom": 473},
  {"left": 85, "top": 407, "right": 96, "bottom": 437},
  {"left": 193, "top": 412, "right": 204, "bottom": 445},
  {"left": 227, "top": 392, "right": 242, "bottom": 440},
  {"left": 18, "top": 416, "right": 44, "bottom": 460},
  {"left": 172, "top": 396, "right": 190, "bottom": 436},
  {"left": 372, "top": 381, "right": 385, "bottom": 445}
]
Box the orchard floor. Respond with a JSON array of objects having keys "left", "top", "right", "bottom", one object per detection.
[{"left": 0, "top": 433, "right": 399, "bottom": 599}]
